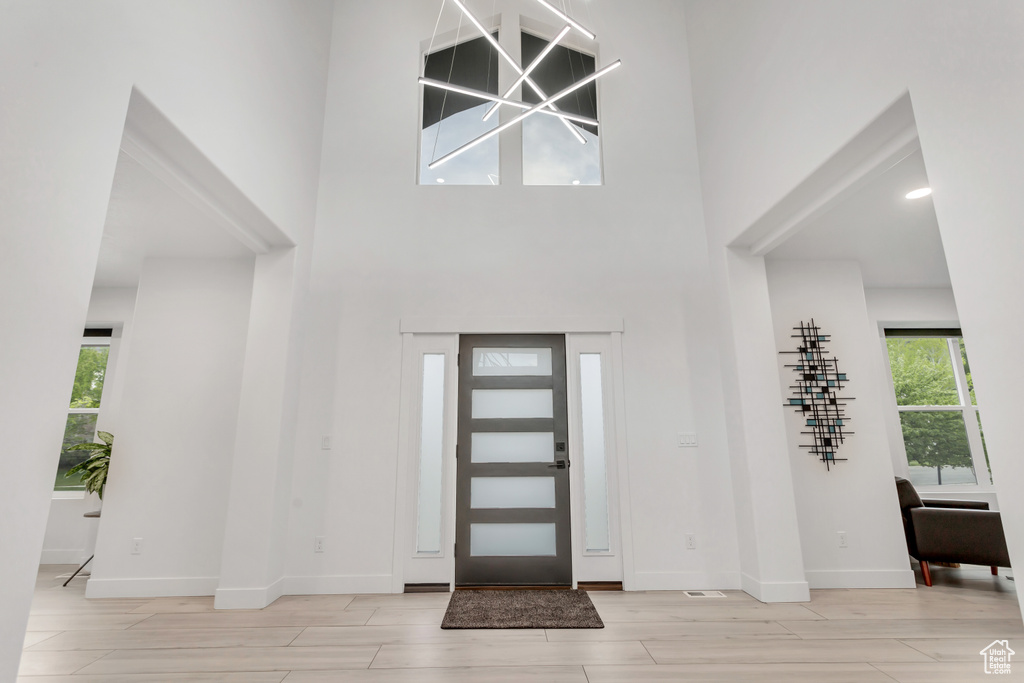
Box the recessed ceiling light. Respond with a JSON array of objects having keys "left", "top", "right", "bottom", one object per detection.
[
  {"left": 906, "top": 187, "right": 931, "bottom": 199},
  {"left": 572, "top": 180, "right": 581, "bottom": 185},
  {"left": 436, "top": 178, "right": 445, "bottom": 183}
]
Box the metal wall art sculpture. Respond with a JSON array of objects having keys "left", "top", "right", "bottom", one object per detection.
[{"left": 780, "top": 320, "right": 854, "bottom": 471}]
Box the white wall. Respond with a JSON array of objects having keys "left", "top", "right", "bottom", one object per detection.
[
  {"left": 283, "top": 293, "right": 343, "bottom": 591},
  {"left": 766, "top": 261, "right": 914, "bottom": 588},
  {"left": 87, "top": 258, "right": 255, "bottom": 597},
  {"left": 684, "top": 0, "right": 1024, "bottom": 617},
  {"left": 284, "top": 0, "right": 742, "bottom": 594},
  {"left": 0, "top": 1, "right": 332, "bottom": 675}
]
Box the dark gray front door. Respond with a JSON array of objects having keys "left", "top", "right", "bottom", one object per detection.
[{"left": 455, "top": 335, "right": 571, "bottom": 586}]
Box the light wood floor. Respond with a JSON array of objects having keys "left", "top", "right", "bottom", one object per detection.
[{"left": 20, "top": 564, "right": 1024, "bottom": 681}]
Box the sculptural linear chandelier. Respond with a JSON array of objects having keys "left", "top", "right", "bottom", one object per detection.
[{"left": 418, "top": 0, "right": 622, "bottom": 169}]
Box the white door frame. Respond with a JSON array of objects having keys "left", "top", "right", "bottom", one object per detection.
[{"left": 391, "top": 317, "right": 634, "bottom": 592}]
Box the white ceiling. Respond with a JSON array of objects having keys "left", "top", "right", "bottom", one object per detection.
[
  {"left": 94, "top": 151, "right": 256, "bottom": 288},
  {"left": 766, "top": 149, "right": 951, "bottom": 289}
]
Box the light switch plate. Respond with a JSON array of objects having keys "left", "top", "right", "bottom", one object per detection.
[{"left": 677, "top": 432, "right": 698, "bottom": 447}]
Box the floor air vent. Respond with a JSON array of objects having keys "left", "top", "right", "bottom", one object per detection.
[{"left": 684, "top": 590, "right": 726, "bottom": 598}]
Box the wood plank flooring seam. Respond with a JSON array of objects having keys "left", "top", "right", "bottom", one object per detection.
[
  {"left": 895, "top": 638, "right": 944, "bottom": 662},
  {"left": 773, "top": 619, "right": 803, "bottom": 639},
  {"left": 125, "top": 614, "right": 159, "bottom": 629},
  {"left": 637, "top": 640, "right": 658, "bottom": 666},
  {"left": 867, "top": 662, "right": 902, "bottom": 682},
  {"left": 69, "top": 649, "right": 115, "bottom": 676},
  {"left": 366, "top": 643, "right": 384, "bottom": 670},
  {"left": 286, "top": 626, "right": 308, "bottom": 647},
  {"left": 797, "top": 604, "right": 831, "bottom": 620}
]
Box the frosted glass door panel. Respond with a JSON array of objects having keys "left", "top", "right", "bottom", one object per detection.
[
  {"left": 471, "top": 432, "right": 554, "bottom": 463},
  {"left": 470, "top": 523, "right": 557, "bottom": 556},
  {"left": 472, "top": 389, "right": 553, "bottom": 419},
  {"left": 416, "top": 354, "right": 446, "bottom": 554},
  {"left": 580, "top": 353, "right": 610, "bottom": 552},
  {"left": 473, "top": 348, "right": 552, "bottom": 376},
  {"left": 472, "top": 477, "right": 555, "bottom": 509}
]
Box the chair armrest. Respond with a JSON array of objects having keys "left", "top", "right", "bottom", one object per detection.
[
  {"left": 922, "top": 499, "right": 989, "bottom": 510},
  {"left": 910, "top": 507, "right": 1010, "bottom": 567}
]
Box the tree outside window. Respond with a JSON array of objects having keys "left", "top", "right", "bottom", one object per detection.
[
  {"left": 885, "top": 330, "right": 990, "bottom": 487},
  {"left": 56, "top": 338, "right": 110, "bottom": 491}
]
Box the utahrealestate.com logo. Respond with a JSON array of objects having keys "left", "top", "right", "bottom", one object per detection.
[{"left": 981, "top": 640, "right": 1015, "bottom": 675}]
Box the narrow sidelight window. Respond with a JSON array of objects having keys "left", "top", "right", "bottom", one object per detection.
[{"left": 416, "top": 354, "right": 447, "bottom": 553}]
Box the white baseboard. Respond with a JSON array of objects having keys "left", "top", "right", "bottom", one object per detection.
[
  {"left": 82, "top": 574, "right": 393, "bottom": 602},
  {"left": 631, "top": 571, "right": 742, "bottom": 592},
  {"left": 214, "top": 577, "right": 285, "bottom": 610},
  {"left": 284, "top": 574, "right": 394, "bottom": 595},
  {"left": 39, "top": 550, "right": 89, "bottom": 565},
  {"left": 85, "top": 576, "right": 218, "bottom": 599},
  {"left": 741, "top": 573, "right": 810, "bottom": 602},
  {"left": 805, "top": 568, "right": 916, "bottom": 589}
]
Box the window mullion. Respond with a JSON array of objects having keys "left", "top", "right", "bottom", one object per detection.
[
  {"left": 962, "top": 406, "right": 989, "bottom": 485},
  {"left": 896, "top": 405, "right": 963, "bottom": 412},
  {"left": 948, "top": 337, "right": 989, "bottom": 485},
  {"left": 947, "top": 337, "right": 970, "bottom": 406}
]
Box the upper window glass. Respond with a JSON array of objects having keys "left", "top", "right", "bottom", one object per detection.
[
  {"left": 521, "top": 31, "right": 601, "bottom": 186},
  {"left": 420, "top": 34, "right": 500, "bottom": 185}
]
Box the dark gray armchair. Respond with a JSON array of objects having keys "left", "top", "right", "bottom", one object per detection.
[{"left": 895, "top": 476, "right": 1010, "bottom": 586}]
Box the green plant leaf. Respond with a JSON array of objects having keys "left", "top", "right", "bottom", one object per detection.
[{"left": 62, "top": 433, "right": 112, "bottom": 498}]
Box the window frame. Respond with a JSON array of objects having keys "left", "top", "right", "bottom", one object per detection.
[
  {"left": 417, "top": 22, "right": 503, "bottom": 186},
  {"left": 519, "top": 26, "right": 604, "bottom": 186},
  {"left": 882, "top": 328, "right": 990, "bottom": 491},
  {"left": 417, "top": 12, "right": 605, "bottom": 187},
  {"left": 55, "top": 333, "right": 113, "bottom": 494}
]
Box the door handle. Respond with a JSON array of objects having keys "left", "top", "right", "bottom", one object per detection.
[{"left": 549, "top": 459, "right": 568, "bottom": 469}]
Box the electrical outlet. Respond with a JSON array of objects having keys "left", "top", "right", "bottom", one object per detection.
[
  {"left": 685, "top": 534, "right": 697, "bottom": 550},
  {"left": 837, "top": 531, "right": 848, "bottom": 548},
  {"left": 314, "top": 536, "right": 325, "bottom": 553},
  {"left": 131, "top": 538, "right": 143, "bottom": 555},
  {"left": 321, "top": 435, "right": 331, "bottom": 450}
]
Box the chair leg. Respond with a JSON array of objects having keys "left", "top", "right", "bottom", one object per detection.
[
  {"left": 62, "top": 555, "right": 93, "bottom": 587},
  {"left": 992, "top": 566, "right": 999, "bottom": 576},
  {"left": 920, "top": 560, "right": 932, "bottom": 586}
]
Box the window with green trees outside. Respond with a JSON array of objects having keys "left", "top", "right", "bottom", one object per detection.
[
  {"left": 885, "top": 330, "right": 989, "bottom": 487},
  {"left": 56, "top": 337, "right": 111, "bottom": 491}
]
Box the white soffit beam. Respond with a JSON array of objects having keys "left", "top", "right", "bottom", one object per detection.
[
  {"left": 730, "top": 92, "right": 919, "bottom": 256},
  {"left": 748, "top": 129, "right": 921, "bottom": 256},
  {"left": 400, "top": 316, "right": 625, "bottom": 334},
  {"left": 120, "top": 89, "right": 294, "bottom": 254}
]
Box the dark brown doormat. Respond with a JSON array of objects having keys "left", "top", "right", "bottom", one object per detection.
[{"left": 440, "top": 589, "right": 604, "bottom": 629}]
